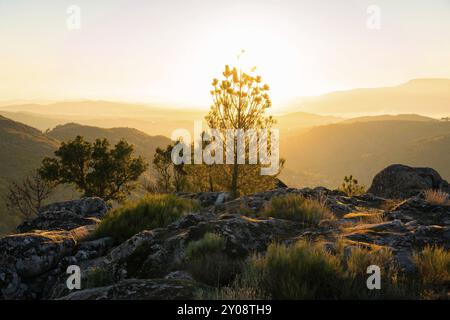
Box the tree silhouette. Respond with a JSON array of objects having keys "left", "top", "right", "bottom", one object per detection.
[
  {"left": 205, "top": 65, "right": 282, "bottom": 198},
  {"left": 5, "top": 170, "right": 56, "bottom": 221},
  {"left": 39, "top": 136, "right": 147, "bottom": 202}
]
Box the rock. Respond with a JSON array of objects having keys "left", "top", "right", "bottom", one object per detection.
[
  {"left": 386, "top": 196, "right": 450, "bottom": 226},
  {"left": 176, "top": 192, "right": 225, "bottom": 207},
  {"left": 3, "top": 178, "right": 450, "bottom": 300},
  {"left": 164, "top": 270, "right": 193, "bottom": 281},
  {"left": 101, "top": 214, "right": 301, "bottom": 280},
  {"left": 58, "top": 279, "right": 204, "bottom": 300},
  {"left": 0, "top": 229, "right": 81, "bottom": 299},
  {"left": 74, "top": 237, "right": 114, "bottom": 261},
  {"left": 17, "top": 198, "right": 109, "bottom": 233},
  {"left": 0, "top": 230, "right": 77, "bottom": 278},
  {"left": 368, "top": 164, "right": 450, "bottom": 199}
]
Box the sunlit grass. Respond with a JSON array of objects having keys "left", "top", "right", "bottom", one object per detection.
[
  {"left": 262, "top": 194, "right": 334, "bottom": 224},
  {"left": 95, "top": 194, "right": 200, "bottom": 242},
  {"left": 424, "top": 189, "right": 449, "bottom": 206}
]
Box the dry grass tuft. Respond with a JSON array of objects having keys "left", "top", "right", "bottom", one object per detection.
[
  {"left": 424, "top": 189, "right": 449, "bottom": 206},
  {"left": 262, "top": 194, "right": 334, "bottom": 225}
]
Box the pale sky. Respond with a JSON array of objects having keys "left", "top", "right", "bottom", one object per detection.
[{"left": 1, "top": 0, "right": 449, "bottom": 110}]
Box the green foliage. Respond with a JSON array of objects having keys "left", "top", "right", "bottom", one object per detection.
[
  {"left": 262, "top": 194, "right": 334, "bottom": 224},
  {"left": 252, "top": 241, "right": 344, "bottom": 299},
  {"left": 39, "top": 136, "right": 148, "bottom": 202},
  {"left": 84, "top": 267, "right": 114, "bottom": 288},
  {"left": 339, "top": 175, "right": 366, "bottom": 196},
  {"left": 210, "top": 240, "right": 409, "bottom": 300},
  {"left": 413, "top": 246, "right": 450, "bottom": 286},
  {"left": 186, "top": 233, "right": 242, "bottom": 287},
  {"left": 95, "top": 194, "right": 199, "bottom": 242},
  {"left": 205, "top": 65, "right": 282, "bottom": 198},
  {"left": 152, "top": 144, "right": 187, "bottom": 193}
]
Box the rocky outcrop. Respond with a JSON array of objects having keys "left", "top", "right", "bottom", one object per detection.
[
  {"left": 368, "top": 164, "right": 450, "bottom": 199},
  {"left": 0, "top": 229, "right": 78, "bottom": 299},
  {"left": 58, "top": 279, "right": 204, "bottom": 300},
  {"left": 1, "top": 166, "right": 450, "bottom": 300},
  {"left": 0, "top": 225, "right": 112, "bottom": 299},
  {"left": 17, "top": 198, "right": 109, "bottom": 233},
  {"left": 100, "top": 212, "right": 300, "bottom": 281}
]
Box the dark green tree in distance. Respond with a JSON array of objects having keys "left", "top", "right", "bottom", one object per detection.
[
  {"left": 152, "top": 144, "right": 188, "bottom": 193},
  {"left": 39, "top": 136, "right": 147, "bottom": 202}
]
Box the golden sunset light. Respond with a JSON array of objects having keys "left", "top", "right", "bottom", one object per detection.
[{"left": 0, "top": 0, "right": 449, "bottom": 306}]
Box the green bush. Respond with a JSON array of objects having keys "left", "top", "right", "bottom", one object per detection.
[
  {"left": 413, "top": 246, "right": 450, "bottom": 286},
  {"left": 186, "top": 233, "right": 242, "bottom": 287},
  {"left": 339, "top": 175, "right": 366, "bottom": 196},
  {"left": 211, "top": 240, "right": 409, "bottom": 300},
  {"left": 262, "top": 195, "right": 334, "bottom": 224},
  {"left": 84, "top": 267, "right": 114, "bottom": 288},
  {"left": 95, "top": 194, "right": 200, "bottom": 242},
  {"left": 253, "top": 241, "right": 344, "bottom": 299}
]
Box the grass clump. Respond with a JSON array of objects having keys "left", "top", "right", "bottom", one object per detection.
[
  {"left": 210, "top": 240, "right": 408, "bottom": 300},
  {"left": 343, "top": 211, "right": 385, "bottom": 224},
  {"left": 186, "top": 233, "right": 242, "bottom": 287},
  {"left": 413, "top": 246, "right": 450, "bottom": 286},
  {"left": 262, "top": 194, "right": 334, "bottom": 224},
  {"left": 95, "top": 194, "right": 200, "bottom": 242},
  {"left": 254, "top": 241, "right": 343, "bottom": 299},
  {"left": 424, "top": 189, "right": 449, "bottom": 206}
]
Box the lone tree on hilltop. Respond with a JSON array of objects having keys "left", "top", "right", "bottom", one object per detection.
[{"left": 205, "top": 64, "right": 283, "bottom": 198}]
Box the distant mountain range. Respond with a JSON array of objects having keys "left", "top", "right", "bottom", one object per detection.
[
  {"left": 284, "top": 79, "right": 450, "bottom": 117},
  {"left": 1, "top": 78, "right": 449, "bottom": 234},
  {"left": 0, "top": 101, "right": 206, "bottom": 136},
  {"left": 279, "top": 119, "right": 450, "bottom": 188}
]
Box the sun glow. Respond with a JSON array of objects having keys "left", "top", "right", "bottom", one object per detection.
[{"left": 158, "top": 8, "right": 325, "bottom": 111}]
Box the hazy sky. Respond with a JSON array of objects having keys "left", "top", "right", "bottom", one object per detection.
[{"left": 1, "top": 0, "right": 449, "bottom": 109}]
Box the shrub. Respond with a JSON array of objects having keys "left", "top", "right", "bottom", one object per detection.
[
  {"left": 95, "top": 194, "right": 200, "bottom": 242},
  {"left": 186, "top": 233, "right": 242, "bottom": 287},
  {"left": 84, "top": 267, "right": 114, "bottom": 288},
  {"left": 339, "top": 175, "right": 366, "bottom": 196},
  {"left": 262, "top": 195, "right": 334, "bottom": 224},
  {"left": 254, "top": 241, "right": 344, "bottom": 299},
  {"left": 413, "top": 246, "right": 450, "bottom": 286},
  {"left": 209, "top": 240, "right": 409, "bottom": 300},
  {"left": 424, "top": 189, "right": 449, "bottom": 206}
]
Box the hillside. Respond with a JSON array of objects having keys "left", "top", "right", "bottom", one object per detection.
[
  {"left": 341, "top": 114, "right": 438, "bottom": 124},
  {"left": 0, "top": 117, "right": 172, "bottom": 235},
  {"left": 46, "top": 123, "right": 170, "bottom": 164},
  {"left": 279, "top": 120, "right": 450, "bottom": 188},
  {"left": 285, "top": 79, "right": 450, "bottom": 117},
  {"left": 275, "top": 112, "right": 342, "bottom": 134},
  {"left": 0, "top": 116, "right": 60, "bottom": 234}
]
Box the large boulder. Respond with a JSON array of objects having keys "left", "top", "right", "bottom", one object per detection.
[
  {"left": 17, "top": 197, "right": 109, "bottom": 233},
  {"left": 367, "top": 164, "right": 450, "bottom": 199},
  {"left": 0, "top": 229, "right": 80, "bottom": 299}
]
